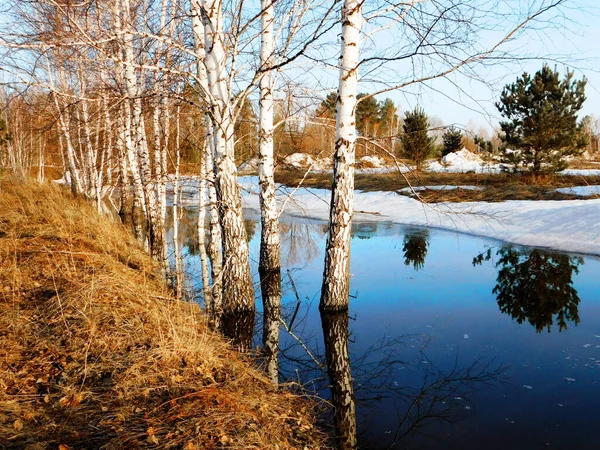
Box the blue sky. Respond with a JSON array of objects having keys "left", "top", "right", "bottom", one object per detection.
[{"left": 377, "top": 0, "right": 600, "bottom": 133}]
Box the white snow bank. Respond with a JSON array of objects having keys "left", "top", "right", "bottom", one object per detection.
[
  {"left": 238, "top": 158, "right": 259, "bottom": 173},
  {"left": 282, "top": 153, "right": 315, "bottom": 169},
  {"left": 556, "top": 186, "right": 600, "bottom": 197},
  {"left": 559, "top": 169, "right": 600, "bottom": 177},
  {"left": 237, "top": 176, "right": 600, "bottom": 256},
  {"left": 280, "top": 153, "right": 333, "bottom": 171},
  {"left": 174, "top": 175, "right": 600, "bottom": 256},
  {"left": 359, "top": 155, "right": 385, "bottom": 168},
  {"left": 398, "top": 185, "right": 483, "bottom": 194},
  {"left": 427, "top": 148, "right": 504, "bottom": 174},
  {"left": 355, "top": 165, "right": 411, "bottom": 174}
]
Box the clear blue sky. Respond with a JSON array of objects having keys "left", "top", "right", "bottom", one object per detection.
[{"left": 378, "top": 0, "right": 600, "bottom": 133}]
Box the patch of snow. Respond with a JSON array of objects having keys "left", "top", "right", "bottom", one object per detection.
[
  {"left": 238, "top": 158, "right": 259, "bottom": 173},
  {"left": 313, "top": 157, "right": 333, "bottom": 171},
  {"left": 427, "top": 148, "right": 504, "bottom": 174},
  {"left": 174, "top": 174, "right": 600, "bottom": 257},
  {"left": 555, "top": 186, "right": 600, "bottom": 197},
  {"left": 355, "top": 165, "right": 411, "bottom": 175},
  {"left": 559, "top": 169, "right": 600, "bottom": 176},
  {"left": 399, "top": 185, "right": 483, "bottom": 194},
  {"left": 282, "top": 153, "right": 315, "bottom": 169},
  {"left": 359, "top": 155, "right": 385, "bottom": 168}
]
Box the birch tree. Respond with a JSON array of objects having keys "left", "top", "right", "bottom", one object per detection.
[
  {"left": 320, "top": 0, "right": 362, "bottom": 313},
  {"left": 258, "top": 0, "right": 282, "bottom": 385},
  {"left": 318, "top": 1, "right": 362, "bottom": 448}
]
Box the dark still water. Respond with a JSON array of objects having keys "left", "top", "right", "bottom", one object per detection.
[{"left": 170, "top": 207, "right": 600, "bottom": 450}]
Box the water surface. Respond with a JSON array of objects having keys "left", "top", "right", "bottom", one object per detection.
[{"left": 171, "top": 207, "right": 600, "bottom": 449}]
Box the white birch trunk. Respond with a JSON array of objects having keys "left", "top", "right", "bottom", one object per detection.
[
  {"left": 197, "top": 144, "right": 212, "bottom": 313},
  {"left": 191, "top": 1, "right": 223, "bottom": 328},
  {"left": 120, "top": 0, "right": 166, "bottom": 267},
  {"left": 201, "top": 0, "right": 254, "bottom": 327},
  {"left": 173, "top": 104, "right": 184, "bottom": 299},
  {"left": 52, "top": 91, "right": 83, "bottom": 196},
  {"left": 320, "top": 0, "right": 362, "bottom": 312},
  {"left": 258, "top": 0, "right": 281, "bottom": 385},
  {"left": 320, "top": 1, "right": 361, "bottom": 448}
]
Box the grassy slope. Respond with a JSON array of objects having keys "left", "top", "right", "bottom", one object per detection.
[{"left": 0, "top": 177, "right": 327, "bottom": 449}]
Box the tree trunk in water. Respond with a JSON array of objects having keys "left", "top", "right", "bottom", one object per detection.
[
  {"left": 319, "top": 3, "right": 360, "bottom": 446},
  {"left": 258, "top": 0, "right": 281, "bottom": 385},
  {"left": 213, "top": 127, "right": 255, "bottom": 317},
  {"left": 191, "top": 2, "right": 223, "bottom": 329},
  {"left": 173, "top": 105, "right": 184, "bottom": 298},
  {"left": 320, "top": 0, "right": 362, "bottom": 312},
  {"left": 321, "top": 310, "right": 357, "bottom": 450},
  {"left": 205, "top": 136, "right": 223, "bottom": 330},
  {"left": 201, "top": 0, "right": 255, "bottom": 334},
  {"left": 198, "top": 146, "right": 212, "bottom": 313}
]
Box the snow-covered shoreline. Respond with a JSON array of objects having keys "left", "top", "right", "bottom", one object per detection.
[{"left": 233, "top": 176, "right": 600, "bottom": 257}]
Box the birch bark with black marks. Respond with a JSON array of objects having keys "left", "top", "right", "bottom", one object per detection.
[
  {"left": 319, "top": 2, "right": 360, "bottom": 446},
  {"left": 201, "top": 0, "right": 255, "bottom": 327},
  {"left": 191, "top": 0, "right": 223, "bottom": 328},
  {"left": 120, "top": 0, "right": 166, "bottom": 268},
  {"left": 197, "top": 145, "right": 212, "bottom": 313},
  {"left": 258, "top": 0, "right": 281, "bottom": 385},
  {"left": 320, "top": 0, "right": 362, "bottom": 312}
]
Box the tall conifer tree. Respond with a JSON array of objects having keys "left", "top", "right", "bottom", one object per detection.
[
  {"left": 497, "top": 65, "right": 587, "bottom": 176},
  {"left": 400, "top": 107, "right": 435, "bottom": 170}
]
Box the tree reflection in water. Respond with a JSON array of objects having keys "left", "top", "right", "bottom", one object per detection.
[
  {"left": 280, "top": 222, "right": 321, "bottom": 267},
  {"left": 402, "top": 229, "right": 429, "bottom": 271},
  {"left": 473, "top": 245, "right": 583, "bottom": 332},
  {"left": 279, "top": 285, "right": 504, "bottom": 449},
  {"left": 321, "top": 310, "right": 357, "bottom": 449}
]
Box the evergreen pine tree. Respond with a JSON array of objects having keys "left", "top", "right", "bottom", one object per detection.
[
  {"left": 496, "top": 65, "right": 587, "bottom": 177},
  {"left": 355, "top": 93, "right": 380, "bottom": 137},
  {"left": 316, "top": 92, "right": 338, "bottom": 119},
  {"left": 400, "top": 107, "right": 435, "bottom": 170},
  {"left": 441, "top": 127, "right": 463, "bottom": 157}
]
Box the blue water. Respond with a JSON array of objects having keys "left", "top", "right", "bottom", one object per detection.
[{"left": 173, "top": 208, "right": 600, "bottom": 449}]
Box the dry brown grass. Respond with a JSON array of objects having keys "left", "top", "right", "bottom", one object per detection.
[
  {"left": 275, "top": 168, "right": 600, "bottom": 202},
  {"left": 0, "top": 177, "right": 328, "bottom": 449}
]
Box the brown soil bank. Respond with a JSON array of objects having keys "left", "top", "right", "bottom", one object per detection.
[{"left": 0, "top": 178, "right": 327, "bottom": 449}]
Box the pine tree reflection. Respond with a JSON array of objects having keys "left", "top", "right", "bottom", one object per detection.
[
  {"left": 351, "top": 222, "right": 378, "bottom": 240},
  {"left": 402, "top": 229, "right": 429, "bottom": 271},
  {"left": 473, "top": 245, "right": 583, "bottom": 332}
]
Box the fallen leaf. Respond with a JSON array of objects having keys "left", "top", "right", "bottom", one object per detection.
[
  {"left": 13, "top": 419, "right": 23, "bottom": 431},
  {"left": 59, "top": 393, "right": 84, "bottom": 407}
]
